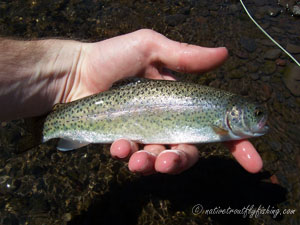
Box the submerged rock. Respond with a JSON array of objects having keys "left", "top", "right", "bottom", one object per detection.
[
  {"left": 264, "top": 49, "right": 281, "bottom": 60},
  {"left": 286, "top": 43, "right": 300, "bottom": 54},
  {"left": 263, "top": 61, "right": 277, "bottom": 75},
  {"left": 253, "top": 0, "right": 268, "bottom": 6},
  {"left": 165, "top": 14, "right": 186, "bottom": 27},
  {"left": 240, "top": 37, "right": 257, "bottom": 53},
  {"left": 278, "top": 0, "right": 296, "bottom": 9},
  {"left": 228, "top": 69, "right": 245, "bottom": 79},
  {"left": 228, "top": 4, "right": 239, "bottom": 14},
  {"left": 247, "top": 62, "right": 259, "bottom": 73},
  {"left": 283, "top": 64, "right": 300, "bottom": 96},
  {"left": 267, "top": 7, "right": 280, "bottom": 17},
  {"left": 276, "top": 58, "right": 286, "bottom": 66},
  {"left": 261, "top": 83, "right": 273, "bottom": 101},
  {"left": 292, "top": 5, "right": 300, "bottom": 16},
  {"left": 250, "top": 73, "right": 260, "bottom": 80}
]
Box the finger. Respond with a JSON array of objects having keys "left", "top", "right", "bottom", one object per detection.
[
  {"left": 110, "top": 139, "right": 139, "bottom": 160},
  {"left": 155, "top": 144, "right": 199, "bottom": 174},
  {"left": 144, "top": 144, "right": 166, "bottom": 155},
  {"left": 225, "top": 140, "right": 263, "bottom": 173},
  {"left": 127, "top": 144, "right": 165, "bottom": 175},
  {"left": 128, "top": 150, "right": 156, "bottom": 175},
  {"left": 148, "top": 32, "right": 228, "bottom": 73},
  {"left": 143, "top": 67, "right": 177, "bottom": 81}
]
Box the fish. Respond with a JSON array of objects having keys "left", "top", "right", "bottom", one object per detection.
[{"left": 42, "top": 78, "right": 269, "bottom": 151}]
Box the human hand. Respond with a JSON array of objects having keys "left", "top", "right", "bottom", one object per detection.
[
  {"left": 59, "top": 29, "right": 263, "bottom": 175},
  {"left": 0, "top": 30, "right": 263, "bottom": 173}
]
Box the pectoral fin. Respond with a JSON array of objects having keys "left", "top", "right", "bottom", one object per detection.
[
  {"left": 52, "top": 103, "right": 65, "bottom": 111},
  {"left": 57, "top": 139, "right": 89, "bottom": 151},
  {"left": 212, "top": 126, "right": 229, "bottom": 136}
]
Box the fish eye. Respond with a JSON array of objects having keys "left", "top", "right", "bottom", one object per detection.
[
  {"left": 254, "top": 109, "right": 263, "bottom": 117},
  {"left": 230, "top": 107, "right": 239, "bottom": 117}
]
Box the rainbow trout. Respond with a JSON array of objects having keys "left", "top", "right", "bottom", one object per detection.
[{"left": 43, "top": 78, "right": 268, "bottom": 151}]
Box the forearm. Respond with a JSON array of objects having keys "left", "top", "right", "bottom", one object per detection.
[{"left": 0, "top": 38, "right": 83, "bottom": 121}]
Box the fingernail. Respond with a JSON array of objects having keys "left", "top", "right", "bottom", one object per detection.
[{"left": 158, "top": 149, "right": 182, "bottom": 156}]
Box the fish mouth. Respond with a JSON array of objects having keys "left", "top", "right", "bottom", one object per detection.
[{"left": 251, "top": 115, "right": 269, "bottom": 136}]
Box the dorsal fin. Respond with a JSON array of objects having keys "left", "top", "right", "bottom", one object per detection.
[{"left": 111, "top": 77, "right": 149, "bottom": 89}]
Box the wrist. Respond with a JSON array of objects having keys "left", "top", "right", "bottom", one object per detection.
[
  {"left": 0, "top": 38, "right": 83, "bottom": 120},
  {"left": 36, "top": 39, "right": 84, "bottom": 104}
]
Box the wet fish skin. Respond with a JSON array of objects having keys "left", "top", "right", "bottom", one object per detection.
[{"left": 43, "top": 78, "right": 268, "bottom": 151}]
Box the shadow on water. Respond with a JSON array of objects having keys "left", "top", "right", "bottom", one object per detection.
[{"left": 68, "top": 157, "right": 287, "bottom": 225}]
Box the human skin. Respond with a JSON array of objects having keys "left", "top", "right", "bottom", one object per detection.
[{"left": 0, "top": 29, "right": 263, "bottom": 174}]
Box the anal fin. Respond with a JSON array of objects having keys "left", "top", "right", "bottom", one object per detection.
[{"left": 57, "top": 139, "right": 90, "bottom": 151}]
